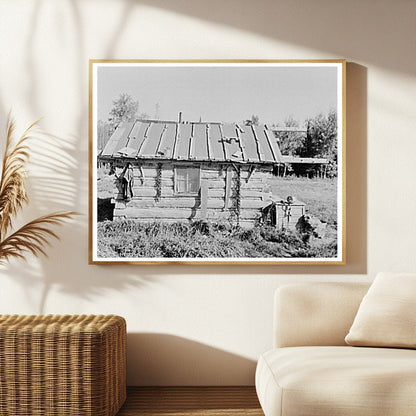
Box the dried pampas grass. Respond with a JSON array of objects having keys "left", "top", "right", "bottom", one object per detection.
[{"left": 0, "top": 116, "right": 78, "bottom": 264}]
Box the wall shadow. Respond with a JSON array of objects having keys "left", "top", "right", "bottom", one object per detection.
[
  {"left": 135, "top": 0, "right": 413, "bottom": 76},
  {"left": 0, "top": 125, "right": 158, "bottom": 313},
  {"left": 0, "top": 1, "right": 370, "bottom": 305},
  {"left": 343, "top": 63, "right": 368, "bottom": 274},
  {"left": 127, "top": 333, "right": 257, "bottom": 386},
  {"left": 0, "top": 250, "right": 158, "bottom": 315},
  {"left": 0, "top": 1, "right": 155, "bottom": 312}
]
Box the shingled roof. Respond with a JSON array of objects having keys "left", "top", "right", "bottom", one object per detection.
[{"left": 99, "top": 119, "right": 328, "bottom": 165}]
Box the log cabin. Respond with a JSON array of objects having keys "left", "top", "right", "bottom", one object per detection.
[{"left": 98, "top": 118, "right": 328, "bottom": 228}]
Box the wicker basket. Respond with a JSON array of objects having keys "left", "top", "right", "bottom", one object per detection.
[{"left": 0, "top": 314, "right": 126, "bottom": 416}]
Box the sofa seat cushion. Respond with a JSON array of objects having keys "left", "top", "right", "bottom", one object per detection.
[{"left": 256, "top": 346, "right": 416, "bottom": 416}]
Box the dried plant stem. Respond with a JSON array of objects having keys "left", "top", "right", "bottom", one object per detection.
[
  {"left": 0, "top": 116, "right": 78, "bottom": 264},
  {"left": 0, "top": 212, "right": 78, "bottom": 264}
]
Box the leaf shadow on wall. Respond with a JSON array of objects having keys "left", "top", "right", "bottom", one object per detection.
[
  {"left": 0, "top": 127, "right": 157, "bottom": 314},
  {"left": 126, "top": 333, "right": 257, "bottom": 386},
  {"left": 0, "top": 0, "right": 162, "bottom": 313},
  {"left": 0, "top": 1, "right": 162, "bottom": 314}
]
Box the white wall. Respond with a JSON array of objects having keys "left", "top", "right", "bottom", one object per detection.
[{"left": 0, "top": 0, "right": 415, "bottom": 385}]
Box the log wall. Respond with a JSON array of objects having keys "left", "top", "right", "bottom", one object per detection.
[{"left": 111, "top": 161, "right": 274, "bottom": 227}]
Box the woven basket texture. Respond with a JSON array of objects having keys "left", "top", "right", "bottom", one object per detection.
[{"left": 0, "top": 314, "right": 126, "bottom": 416}]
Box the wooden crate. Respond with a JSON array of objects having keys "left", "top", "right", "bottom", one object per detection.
[
  {"left": 0, "top": 315, "right": 126, "bottom": 416},
  {"left": 275, "top": 199, "right": 305, "bottom": 229},
  {"left": 262, "top": 196, "right": 306, "bottom": 230}
]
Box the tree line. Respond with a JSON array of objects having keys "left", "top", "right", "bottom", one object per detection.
[{"left": 271, "top": 110, "right": 338, "bottom": 178}]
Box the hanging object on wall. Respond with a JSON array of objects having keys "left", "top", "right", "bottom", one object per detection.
[{"left": 89, "top": 60, "right": 346, "bottom": 265}]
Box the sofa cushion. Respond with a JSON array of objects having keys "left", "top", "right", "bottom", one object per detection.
[
  {"left": 256, "top": 346, "right": 416, "bottom": 416},
  {"left": 345, "top": 272, "right": 416, "bottom": 348}
]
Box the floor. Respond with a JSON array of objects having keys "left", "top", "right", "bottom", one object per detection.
[{"left": 117, "top": 386, "right": 264, "bottom": 416}]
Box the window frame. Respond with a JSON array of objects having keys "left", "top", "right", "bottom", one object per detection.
[{"left": 174, "top": 165, "right": 201, "bottom": 196}]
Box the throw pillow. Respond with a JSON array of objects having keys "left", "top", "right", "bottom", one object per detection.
[{"left": 345, "top": 272, "right": 416, "bottom": 348}]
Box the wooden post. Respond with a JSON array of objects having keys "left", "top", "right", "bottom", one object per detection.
[
  {"left": 200, "top": 180, "right": 208, "bottom": 219},
  {"left": 224, "top": 167, "right": 232, "bottom": 209}
]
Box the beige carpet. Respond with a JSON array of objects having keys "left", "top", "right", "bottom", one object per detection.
[{"left": 117, "top": 386, "right": 263, "bottom": 416}]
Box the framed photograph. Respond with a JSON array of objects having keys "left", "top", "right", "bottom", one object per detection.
[{"left": 89, "top": 60, "right": 345, "bottom": 264}]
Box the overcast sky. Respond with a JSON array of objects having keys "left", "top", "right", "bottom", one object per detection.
[{"left": 96, "top": 63, "right": 339, "bottom": 126}]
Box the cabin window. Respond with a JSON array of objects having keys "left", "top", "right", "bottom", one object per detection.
[{"left": 175, "top": 167, "right": 200, "bottom": 195}]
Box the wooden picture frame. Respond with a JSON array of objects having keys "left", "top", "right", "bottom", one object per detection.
[{"left": 89, "top": 60, "right": 346, "bottom": 265}]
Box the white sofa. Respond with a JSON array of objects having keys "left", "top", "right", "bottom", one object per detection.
[{"left": 255, "top": 282, "right": 416, "bottom": 416}]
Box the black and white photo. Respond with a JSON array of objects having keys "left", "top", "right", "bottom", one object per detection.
[{"left": 89, "top": 60, "right": 345, "bottom": 264}]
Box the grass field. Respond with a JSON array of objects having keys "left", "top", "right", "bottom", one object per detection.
[
  {"left": 97, "top": 220, "right": 337, "bottom": 259},
  {"left": 271, "top": 177, "right": 338, "bottom": 225},
  {"left": 96, "top": 174, "right": 338, "bottom": 259}
]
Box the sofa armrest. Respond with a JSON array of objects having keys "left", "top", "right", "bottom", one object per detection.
[{"left": 274, "top": 282, "right": 370, "bottom": 348}]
